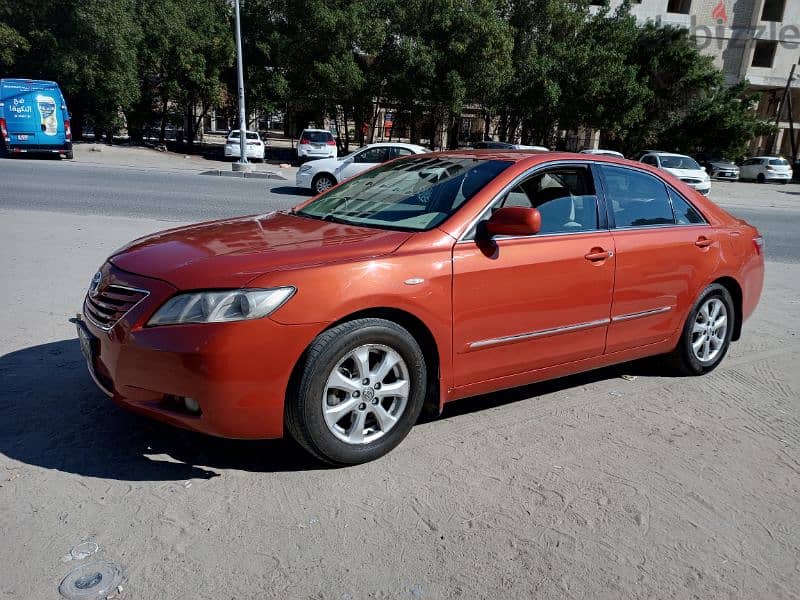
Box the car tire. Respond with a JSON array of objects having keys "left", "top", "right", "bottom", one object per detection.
[
  {"left": 757, "top": 173, "right": 766, "bottom": 184},
  {"left": 286, "top": 318, "right": 427, "bottom": 465},
  {"left": 312, "top": 173, "right": 336, "bottom": 194},
  {"left": 669, "top": 283, "right": 735, "bottom": 376}
]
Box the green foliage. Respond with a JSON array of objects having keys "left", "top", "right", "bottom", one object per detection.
[{"left": 0, "top": 0, "right": 773, "bottom": 154}]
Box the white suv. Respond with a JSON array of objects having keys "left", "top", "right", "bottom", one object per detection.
[
  {"left": 224, "top": 130, "right": 265, "bottom": 161},
  {"left": 640, "top": 152, "right": 711, "bottom": 195},
  {"left": 739, "top": 156, "right": 793, "bottom": 184},
  {"left": 297, "top": 129, "right": 337, "bottom": 163}
]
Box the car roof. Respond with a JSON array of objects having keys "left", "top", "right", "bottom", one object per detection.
[
  {"left": 301, "top": 128, "right": 331, "bottom": 133},
  {"left": 648, "top": 151, "right": 691, "bottom": 157},
  {"left": 751, "top": 155, "right": 785, "bottom": 159},
  {"left": 356, "top": 142, "right": 427, "bottom": 149}
]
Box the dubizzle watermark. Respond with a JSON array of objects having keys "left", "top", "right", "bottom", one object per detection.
[{"left": 674, "top": 0, "right": 800, "bottom": 52}]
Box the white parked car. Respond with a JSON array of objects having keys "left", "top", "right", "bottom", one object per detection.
[
  {"left": 640, "top": 152, "right": 711, "bottom": 195},
  {"left": 295, "top": 142, "right": 430, "bottom": 194},
  {"left": 511, "top": 144, "right": 550, "bottom": 151},
  {"left": 738, "top": 156, "right": 792, "bottom": 184},
  {"left": 580, "top": 148, "right": 624, "bottom": 159},
  {"left": 297, "top": 128, "right": 337, "bottom": 163},
  {"left": 224, "top": 130, "right": 265, "bottom": 161}
]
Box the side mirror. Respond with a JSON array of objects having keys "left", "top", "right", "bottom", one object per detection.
[{"left": 485, "top": 207, "right": 541, "bottom": 237}]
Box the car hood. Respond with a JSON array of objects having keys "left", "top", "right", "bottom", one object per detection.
[
  {"left": 662, "top": 167, "right": 708, "bottom": 179},
  {"left": 110, "top": 212, "right": 413, "bottom": 289}
]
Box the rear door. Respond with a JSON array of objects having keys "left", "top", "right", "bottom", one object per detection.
[
  {"left": 339, "top": 146, "right": 390, "bottom": 179},
  {"left": 2, "top": 80, "right": 39, "bottom": 146},
  {"left": 600, "top": 164, "right": 721, "bottom": 353}
]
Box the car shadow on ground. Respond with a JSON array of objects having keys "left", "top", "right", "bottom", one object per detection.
[
  {"left": 0, "top": 339, "right": 324, "bottom": 481},
  {"left": 1, "top": 339, "right": 676, "bottom": 481},
  {"left": 270, "top": 186, "right": 312, "bottom": 196},
  {"left": 431, "top": 356, "right": 673, "bottom": 422}
]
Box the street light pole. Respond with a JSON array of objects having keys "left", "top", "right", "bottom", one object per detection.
[{"left": 233, "top": 0, "right": 248, "bottom": 169}]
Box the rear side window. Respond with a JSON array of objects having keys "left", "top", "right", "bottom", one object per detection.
[
  {"left": 641, "top": 155, "right": 658, "bottom": 166},
  {"left": 668, "top": 189, "right": 706, "bottom": 225},
  {"left": 602, "top": 165, "right": 674, "bottom": 228},
  {"left": 303, "top": 131, "right": 333, "bottom": 143}
]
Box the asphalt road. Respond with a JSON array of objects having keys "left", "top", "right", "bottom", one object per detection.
[
  {"left": 1, "top": 158, "right": 796, "bottom": 263},
  {"left": 0, "top": 157, "right": 303, "bottom": 222}
]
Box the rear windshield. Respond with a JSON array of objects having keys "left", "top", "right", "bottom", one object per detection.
[
  {"left": 769, "top": 158, "right": 789, "bottom": 166},
  {"left": 659, "top": 156, "right": 701, "bottom": 170},
  {"left": 302, "top": 131, "right": 333, "bottom": 142},
  {"left": 297, "top": 156, "right": 512, "bottom": 231},
  {"left": 228, "top": 131, "right": 259, "bottom": 140}
]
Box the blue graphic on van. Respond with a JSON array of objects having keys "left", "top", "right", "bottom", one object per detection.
[{"left": 0, "top": 78, "right": 72, "bottom": 157}]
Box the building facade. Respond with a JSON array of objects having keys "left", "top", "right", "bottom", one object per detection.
[{"left": 594, "top": 0, "right": 799, "bottom": 157}]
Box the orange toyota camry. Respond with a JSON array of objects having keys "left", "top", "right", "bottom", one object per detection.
[{"left": 77, "top": 151, "right": 764, "bottom": 464}]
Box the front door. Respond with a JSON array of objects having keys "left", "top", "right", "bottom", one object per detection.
[{"left": 452, "top": 164, "right": 615, "bottom": 387}]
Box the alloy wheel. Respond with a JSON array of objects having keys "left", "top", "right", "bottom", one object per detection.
[
  {"left": 322, "top": 344, "right": 410, "bottom": 444},
  {"left": 691, "top": 297, "right": 728, "bottom": 363}
]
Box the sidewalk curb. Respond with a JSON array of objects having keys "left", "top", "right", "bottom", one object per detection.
[{"left": 201, "top": 169, "right": 288, "bottom": 181}]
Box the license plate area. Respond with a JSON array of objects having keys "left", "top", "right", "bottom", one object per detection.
[
  {"left": 17, "top": 134, "right": 29, "bottom": 141},
  {"left": 77, "top": 320, "right": 96, "bottom": 364}
]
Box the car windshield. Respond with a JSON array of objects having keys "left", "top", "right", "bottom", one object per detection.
[
  {"left": 660, "top": 155, "right": 701, "bottom": 170},
  {"left": 297, "top": 156, "right": 512, "bottom": 231},
  {"left": 303, "top": 131, "right": 332, "bottom": 143},
  {"left": 769, "top": 158, "right": 789, "bottom": 166},
  {"left": 228, "top": 131, "right": 259, "bottom": 140}
]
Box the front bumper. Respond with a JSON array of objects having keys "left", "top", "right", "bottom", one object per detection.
[
  {"left": 78, "top": 264, "right": 321, "bottom": 439},
  {"left": 295, "top": 170, "right": 313, "bottom": 189},
  {"left": 711, "top": 170, "right": 739, "bottom": 181}
]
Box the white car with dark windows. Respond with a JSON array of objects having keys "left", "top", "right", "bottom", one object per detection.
[
  {"left": 297, "top": 128, "right": 337, "bottom": 163},
  {"left": 295, "top": 142, "right": 430, "bottom": 194},
  {"left": 738, "top": 156, "right": 792, "bottom": 184},
  {"left": 224, "top": 130, "right": 265, "bottom": 161},
  {"left": 640, "top": 152, "right": 711, "bottom": 195}
]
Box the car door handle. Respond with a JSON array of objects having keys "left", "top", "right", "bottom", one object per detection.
[
  {"left": 585, "top": 248, "right": 613, "bottom": 261},
  {"left": 695, "top": 237, "right": 713, "bottom": 248}
]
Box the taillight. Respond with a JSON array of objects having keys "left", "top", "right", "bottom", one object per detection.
[
  {"left": 299, "top": 138, "right": 310, "bottom": 145},
  {"left": 0, "top": 118, "right": 7, "bottom": 141},
  {"left": 753, "top": 235, "right": 764, "bottom": 255},
  {"left": 326, "top": 138, "right": 336, "bottom": 146},
  {"left": 64, "top": 119, "right": 72, "bottom": 140}
]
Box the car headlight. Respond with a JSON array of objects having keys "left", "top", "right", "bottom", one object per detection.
[
  {"left": 148, "top": 287, "right": 295, "bottom": 326},
  {"left": 299, "top": 164, "right": 313, "bottom": 173}
]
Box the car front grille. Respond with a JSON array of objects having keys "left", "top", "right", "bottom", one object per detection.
[
  {"left": 681, "top": 178, "right": 703, "bottom": 184},
  {"left": 84, "top": 284, "right": 149, "bottom": 330}
]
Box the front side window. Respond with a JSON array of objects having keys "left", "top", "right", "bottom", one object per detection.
[
  {"left": 602, "top": 165, "right": 675, "bottom": 228},
  {"left": 354, "top": 147, "right": 390, "bottom": 164},
  {"left": 497, "top": 167, "right": 600, "bottom": 234},
  {"left": 298, "top": 157, "right": 512, "bottom": 231}
]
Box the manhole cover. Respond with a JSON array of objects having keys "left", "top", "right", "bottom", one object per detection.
[{"left": 59, "top": 560, "right": 122, "bottom": 599}]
